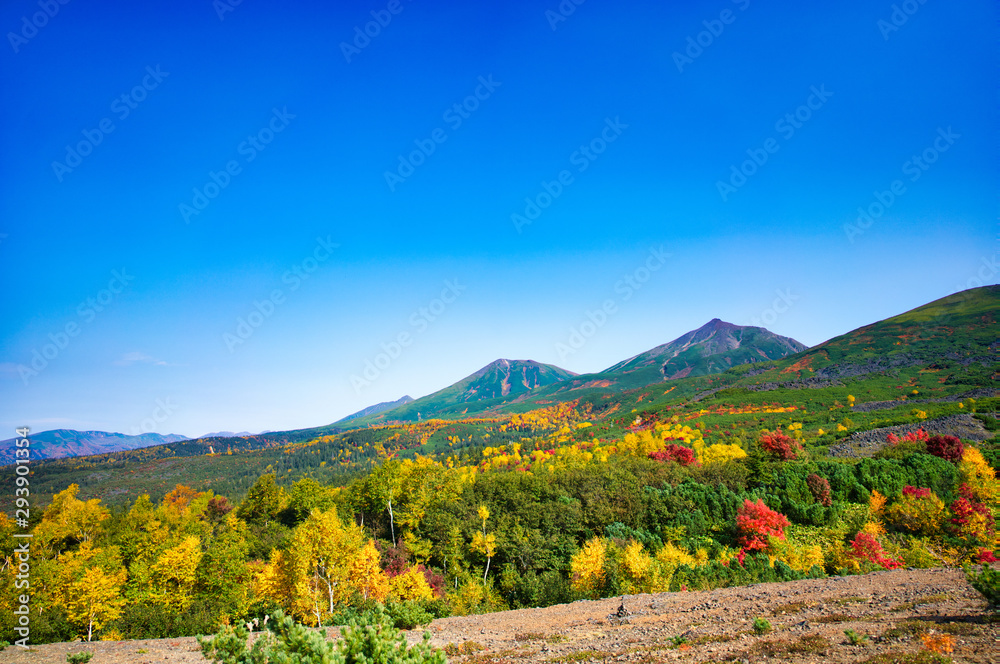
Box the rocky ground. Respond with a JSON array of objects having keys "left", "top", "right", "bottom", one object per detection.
[
  {"left": 829, "top": 414, "right": 993, "bottom": 458},
  {"left": 3, "top": 566, "right": 996, "bottom": 664}
]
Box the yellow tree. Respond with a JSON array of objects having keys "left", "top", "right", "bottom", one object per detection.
[
  {"left": 285, "top": 507, "right": 365, "bottom": 625},
  {"left": 34, "top": 484, "right": 109, "bottom": 556},
  {"left": 470, "top": 505, "right": 496, "bottom": 584},
  {"left": 958, "top": 447, "right": 998, "bottom": 507},
  {"left": 389, "top": 565, "right": 435, "bottom": 602},
  {"left": 66, "top": 566, "right": 127, "bottom": 641},
  {"left": 149, "top": 536, "right": 203, "bottom": 612},
  {"left": 570, "top": 537, "right": 606, "bottom": 598},
  {"left": 349, "top": 540, "right": 389, "bottom": 602}
]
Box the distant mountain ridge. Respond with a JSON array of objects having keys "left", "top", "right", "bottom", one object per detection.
[
  {"left": 199, "top": 431, "right": 256, "bottom": 439},
  {"left": 0, "top": 429, "right": 189, "bottom": 464},
  {"left": 336, "top": 396, "right": 414, "bottom": 423}
]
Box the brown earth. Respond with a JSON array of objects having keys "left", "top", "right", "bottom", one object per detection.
[{"left": 3, "top": 567, "right": 996, "bottom": 664}]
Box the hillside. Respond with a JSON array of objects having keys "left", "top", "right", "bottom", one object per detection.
[
  {"left": 0, "top": 429, "right": 189, "bottom": 464},
  {"left": 4, "top": 287, "right": 997, "bottom": 509},
  {"left": 336, "top": 395, "right": 414, "bottom": 423},
  {"left": 601, "top": 318, "right": 807, "bottom": 386},
  {"left": 349, "top": 359, "right": 578, "bottom": 424}
]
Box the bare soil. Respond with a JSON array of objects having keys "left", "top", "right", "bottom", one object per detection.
[{"left": 4, "top": 567, "right": 997, "bottom": 664}]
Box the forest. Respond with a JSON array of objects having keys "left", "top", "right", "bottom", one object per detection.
[{"left": 1, "top": 396, "right": 996, "bottom": 645}]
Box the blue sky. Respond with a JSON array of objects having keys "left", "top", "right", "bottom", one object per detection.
[{"left": 0, "top": 0, "right": 996, "bottom": 438}]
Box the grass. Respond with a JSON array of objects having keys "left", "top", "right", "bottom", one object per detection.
[
  {"left": 857, "top": 651, "right": 952, "bottom": 664},
  {"left": 548, "top": 650, "right": 611, "bottom": 663},
  {"left": 891, "top": 593, "right": 950, "bottom": 612},
  {"left": 815, "top": 613, "right": 853, "bottom": 623},
  {"left": 770, "top": 601, "right": 810, "bottom": 616},
  {"left": 880, "top": 620, "right": 929, "bottom": 639},
  {"left": 750, "top": 634, "right": 831, "bottom": 657},
  {"left": 513, "top": 632, "right": 546, "bottom": 642},
  {"left": 692, "top": 633, "right": 736, "bottom": 645},
  {"left": 937, "top": 621, "right": 979, "bottom": 636},
  {"left": 443, "top": 641, "right": 485, "bottom": 656},
  {"left": 834, "top": 595, "right": 869, "bottom": 606},
  {"left": 465, "top": 649, "right": 532, "bottom": 663}
]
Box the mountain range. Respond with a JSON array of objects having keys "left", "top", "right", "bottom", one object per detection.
[
  {"left": 0, "top": 429, "right": 189, "bottom": 464},
  {"left": 6, "top": 286, "right": 996, "bottom": 508},
  {"left": 7, "top": 286, "right": 998, "bottom": 464},
  {"left": 347, "top": 319, "right": 807, "bottom": 425}
]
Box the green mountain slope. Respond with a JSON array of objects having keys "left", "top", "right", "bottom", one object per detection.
[
  {"left": 335, "top": 396, "right": 414, "bottom": 424},
  {"left": 600, "top": 318, "right": 807, "bottom": 387},
  {"left": 757, "top": 285, "right": 999, "bottom": 382},
  {"left": 348, "top": 359, "right": 578, "bottom": 424}
]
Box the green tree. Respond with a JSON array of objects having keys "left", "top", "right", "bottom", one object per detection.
[{"left": 236, "top": 474, "right": 286, "bottom": 526}]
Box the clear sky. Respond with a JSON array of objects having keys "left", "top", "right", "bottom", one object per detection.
[{"left": 0, "top": 0, "right": 996, "bottom": 438}]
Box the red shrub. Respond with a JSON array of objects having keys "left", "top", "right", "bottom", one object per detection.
[
  {"left": 735, "top": 498, "right": 790, "bottom": 551},
  {"left": 926, "top": 435, "right": 963, "bottom": 463},
  {"left": 758, "top": 430, "right": 801, "bottom": 461},
  {"left": 417, "top": 563, "right": 446, "bottom": 598},
  {"left": 902, "top": 485, "right": 932, "bottom": 499},
  {"left": 950, "top": 497, "right": 993, "bottom": 528},
  {"left": 887, "top": 428, "right": 929, "bottom": 445},
  {"left": 649, "top": 444, "right": 697, "bottom": 466},
  {"left": 850, "top": 532, "right": 902, "bottom": 569},
  {"left": 806, "top": 473, "right": 832, "bottom": 507},
  {"left": 377, "top": 538, "right": 410, "bottom": 577},
  {"left": 978, "top": 549, "right": 998, "bottom": 563}
]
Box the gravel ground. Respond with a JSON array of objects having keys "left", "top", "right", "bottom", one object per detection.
[
  {"left": 3, "top": 566, "right": 997, "bottom": 664},
  {"left": 828, "top": 414, "right": 994, "bottom": 458}
]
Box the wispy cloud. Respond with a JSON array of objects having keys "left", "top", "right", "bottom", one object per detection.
[
  {"left": 113, "top": 352, "right": 169, "bottom": 367},
  {"left": 0, "top": 362, "right": 24, "bottom": 376}
]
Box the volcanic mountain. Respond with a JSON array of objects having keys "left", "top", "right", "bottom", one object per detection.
[
  {"left": 349, "top": 359, "right": 578, "bottom": 424},
  {"left": 599, "top": 318, "right": 808, "bottom": 385}
]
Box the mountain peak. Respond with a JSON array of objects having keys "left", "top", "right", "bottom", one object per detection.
[{"left": 602, "top": 320, "right": 807, "bottom": 382}]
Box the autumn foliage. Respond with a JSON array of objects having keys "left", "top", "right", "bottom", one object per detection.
[
  {"left": 886, "top": 428, "right": 929, "bottom": 445},
  {"left": 735, "top": 499, "right": 790, "bottom": 552},
  {"left": 806, "top": 474, "right": 832, "bottom": 507},
  {"left": 758, "top": 430, "right": 801, "bottom": 461},
  {"left": 926, "top": 435, "right": 964, "bottom": 462},
  {"left": 648, "top": 444, "right": 697, "bottom": 466},
  {"left": 884, "top": 486, "right": 947, "bottom": 536},
  {"left": 849, "top": 532, "right": 902, "bottom": 570}
]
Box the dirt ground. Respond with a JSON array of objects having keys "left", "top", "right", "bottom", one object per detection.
[{"left": 3, "top": 566, "right": 997, "bottom": 664}]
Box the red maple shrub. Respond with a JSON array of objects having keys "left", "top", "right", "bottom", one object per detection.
[
  {"left": 758, "top": 430, "right": 801, "bottom": 461},
  {"left": 649, "top": 444, "right": 697, "bottom": 466},
  {"left": 735, "top": 498, "right": 790, "bottom": 551},
  {"left": 850, "top": 532, "right": 902, "bottom": 569},
  {"left": 806, "top": 473, "right": 832, "bottom": 507},
  {"left": 902, "top": 485, "right": 932, "bottom": 499},
  {"left": 886, "top": 428, "right": 929, "bottom": 445},
  {"left": 925, "top": 435, "right": 963, "bottom": 462}
]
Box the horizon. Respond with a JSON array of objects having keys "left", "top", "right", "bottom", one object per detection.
[
  {"left": 6, "top": 288, "right": 992, "bottom": 441},
  {"left": 1, "top": 0, "right": 996, "bottom": 437}
]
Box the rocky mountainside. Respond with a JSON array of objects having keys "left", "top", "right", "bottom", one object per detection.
[{"left": 601, "top": 318, "right": 807, "bottom": 384}]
